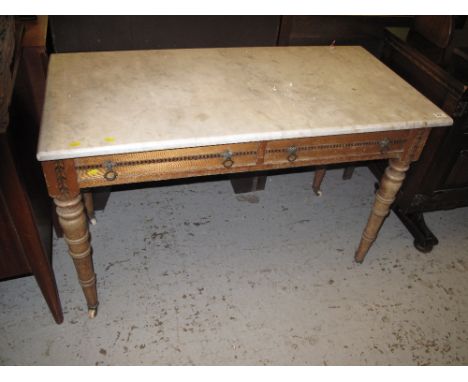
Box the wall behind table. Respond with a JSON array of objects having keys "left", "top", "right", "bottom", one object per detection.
[
  {"left": 48, "top": 16, "right": 414, "bottom": 54},
  {"left": 48, "top": 16, "right": 282, "bottom": 52}
]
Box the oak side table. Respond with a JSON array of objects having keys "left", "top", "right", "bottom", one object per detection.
[{"left": 37, "top": 46, "right": 452, "bottom": 318}]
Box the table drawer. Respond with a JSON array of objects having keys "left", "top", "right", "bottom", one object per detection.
[
  {"left": 75, "top": 142, "right": 259, "bottom": 187},
  {"left": 264, "top": 130, "right": 410, "bottom": 165}
]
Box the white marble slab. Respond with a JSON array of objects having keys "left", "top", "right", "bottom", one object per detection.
[{"left": 37, "top": 46, "right": 452, "bottom": 161}]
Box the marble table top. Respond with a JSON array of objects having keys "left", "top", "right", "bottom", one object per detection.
[{"left": 37, "top": 46, "right": 452, "bottom": 161}]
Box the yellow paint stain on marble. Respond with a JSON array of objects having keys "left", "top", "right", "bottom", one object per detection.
[
  {"left": 69, "top": 141, "right": 81, "bottom": 147},
  {"left": 104, "top": 137, "right": 116, "bottom": 143}
]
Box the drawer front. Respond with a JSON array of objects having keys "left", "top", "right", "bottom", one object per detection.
[
  {"left": 75, "top": 130, "right": 413, "bottom": 188},
  {"left": 75, "top": 142, "right": 259, "bottom": 187},
  {"left": 264, "top": 130, "right": 410, "bottom": 166}
]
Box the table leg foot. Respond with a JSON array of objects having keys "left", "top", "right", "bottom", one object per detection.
[
  {"left": 354, "top": 254, "right": 364, "bottom": 264},
  {"left": 88, "top": 305, "right": 98, "bottom": 318},
  {"left": 355, "top": 158, "right": 410, "bottom": 263},
  {"left": 54, "top": 194, "right": 98, "bottom": 317}
]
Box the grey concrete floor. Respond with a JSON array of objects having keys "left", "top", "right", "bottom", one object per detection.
[{"left": 1, "top": 167, "right": 468, "bottom": 365}]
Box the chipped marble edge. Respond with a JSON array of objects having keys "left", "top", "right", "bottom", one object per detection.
[{"left": 36, "top": 118, "right": 453, "bottom": 161}]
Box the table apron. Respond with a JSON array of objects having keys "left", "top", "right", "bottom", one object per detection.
[{"left": 73, "top": 129, "right": 419, "bottom": 189}]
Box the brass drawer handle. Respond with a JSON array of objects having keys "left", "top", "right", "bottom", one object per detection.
[
  {"left": 103, "top": 161, "right": 118, "bottom": 181},
  {"left": 379, "top": 138, "right": 390, "bottom": 154},
  {"left": 287, "top": 146, "right": 297, "bottom": 162},
  {"left": 222, "top": 150, "right": 234, "bottom": 168}
]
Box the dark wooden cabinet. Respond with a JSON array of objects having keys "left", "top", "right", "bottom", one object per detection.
[
  {"left": 0, "top": 125, "right": 61, "bottom": 322},
  {"left": 0, "top": 16, "right": 63, "bottom": 323},
  {"left": 278, "top": 15, "right": 412, "bottom": 55},
  {"left": 48, "top": 16, "right": 282, "bottom": 52},
  {"left": 369, "top": 27, "right": 468, "bottom": 252}
]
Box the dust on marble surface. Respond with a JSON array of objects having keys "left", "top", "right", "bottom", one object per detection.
[{"left": 37, "top": 46, "right": 451, "bottom": 160}]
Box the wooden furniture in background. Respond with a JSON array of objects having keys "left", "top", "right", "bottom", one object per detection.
[
  {"left": 0, "top": 16, "right": 63, "bottom": 324},
  {"left": 450, "top": 47, "right": 468, "bottom": 83},
  {"left": 406, "top": 16, "right": 455, "bottom": 66},
  {"left": 37, "top": 46, "right": 450, "bottom": 318},
  {"left": 366, "top": 23, "right": 468, "bottom": 252},
  {"left": 48, "top": 16, "right": 281, "bottom": 52},
  {"left": 277, "top": 16, "right": 412, "bottom": 54}
]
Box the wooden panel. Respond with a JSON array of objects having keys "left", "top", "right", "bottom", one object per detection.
[
  {"left": 49, "top": 16, "right": 281, "bottom": 53},
  {"left": 444, "top": 149, "right": 468, "bottom": 187},
  {"left": 282, "top": 16, "right": 412, "bottom": 55},
  {"left": 451, "top": 47, "right": 468, "bottom": 83},
  {"left": 0, "top": 16, "right": 16, "bottom": 134},
  {"left": 264, "top": 130, "right": 409, "bottom": 165},
  {"left": 20, "top": 16, "right": 48, "bottom": 47},
  {"left": 0, "top": 188, "right": 31, "bottom": 279},
  {"left": 411, "top": 16, "right": 453, "bottom": 48},
  {"left": 74, "top": 131, "right": 415, "bottom": 188},
  {"left": 406, "top": 187, "right": 468, "bottom": 213},
  {"left": 9, "top": 45, "right": 52, "bottom": 256},
  {"left": 0, "top": 135, "right": 63, "bottom": 322},
  {"left": 75, "top": 142, "right": 259, "bottom": 187},
  {"left": 0, "top": 17, "right": 63, "bottom": 323},
  {"left": 383, "top": 31, "right": 464, "bottom": 111}
]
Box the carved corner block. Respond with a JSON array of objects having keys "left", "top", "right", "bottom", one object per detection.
[
  {"left": 42, "top": 159, "right": 80, "bottom": 199},
  {"left": 401, "top": 128, "right": 431, "bottom": 163}
]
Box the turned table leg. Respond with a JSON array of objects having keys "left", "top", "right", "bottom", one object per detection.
[
  {"left": 355, "top": 158, "right": 410, "bottom": 263},
  {"left": 312, "top": 166, "right": 327, "bottom": 196},
  {"left": 55, "top": 194, "right": 98, "bottom": 317},
  {"left": 342, "top": 166, "right": 355, "bottom": 180},
  {"left": 82, "top": 191, "right": 97, "bottom": 225}
]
